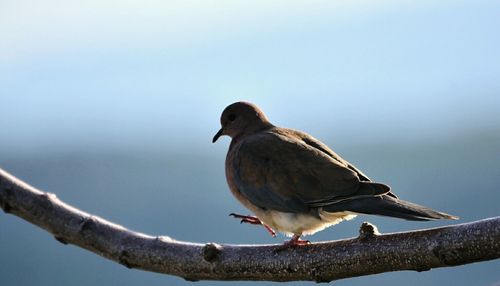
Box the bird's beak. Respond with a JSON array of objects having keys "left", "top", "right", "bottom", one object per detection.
[{"left": 212, "top": 128, "right": 224, "bottom": 143}]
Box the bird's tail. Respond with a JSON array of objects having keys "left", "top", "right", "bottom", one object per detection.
[{"left": 323, "top": 194, "right": 458, "bottom": 221}]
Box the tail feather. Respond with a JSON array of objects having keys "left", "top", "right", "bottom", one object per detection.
[{"left": 323, "top": 194, "right": 458, "bottom": 221}]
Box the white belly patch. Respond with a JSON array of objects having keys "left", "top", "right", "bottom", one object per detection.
[{"left": 253, "top": 208, "right": 358, "bottom": 236}]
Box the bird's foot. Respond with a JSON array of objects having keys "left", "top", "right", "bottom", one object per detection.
[
  {"left": 229, "top": 213, "right": 276, "bottom": 237},
  {"left": 275, "top": 234, "right": 310, "bottom": 252},
  {"left": 229, "top": 213, "right": 261, "bottom": 224}
]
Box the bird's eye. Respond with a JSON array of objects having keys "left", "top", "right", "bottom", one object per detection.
[{"left": 228, "top": 114, "right": 236, "bottom": 122}]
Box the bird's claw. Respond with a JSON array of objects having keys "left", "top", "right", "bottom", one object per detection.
[
  {"left": 229, "top": 213, "right": 261, "bottom": 224},
  {"left": 229, "top": 213, "right": 277, "bottom": 237}
]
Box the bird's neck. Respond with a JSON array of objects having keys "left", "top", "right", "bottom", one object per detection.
[{"left": 229, "top": 123, "right": 274, "bottom": 151}]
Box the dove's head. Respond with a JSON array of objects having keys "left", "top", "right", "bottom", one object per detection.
[{"left": 213, "top": 101, "right": 273, "bottom": 143}]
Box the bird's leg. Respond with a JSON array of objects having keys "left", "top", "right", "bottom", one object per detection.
[
  {"left": 229, "top": 213, "right": 276, "bottom": 237},
  {"left": 275, "top": 234, "right": 310, "bottom": 251},
  {"left": 261, "top": 225, "right": 277, "bottom": 237}
]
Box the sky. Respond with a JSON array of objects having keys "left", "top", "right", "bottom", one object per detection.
[{"left": 1, "top": 0, "right": 500, "bottom": 153}]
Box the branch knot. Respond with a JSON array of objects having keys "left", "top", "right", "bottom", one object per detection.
[
  {"left": 358, "top": 222, "right": 380, "bottom": 240},
  {"left": 202, "top": 243, "right": 222, "bottom": 263}
]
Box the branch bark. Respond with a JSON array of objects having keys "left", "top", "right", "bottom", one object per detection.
[{"left": 0, "top": 168, "right": 499, "bottom": 282}]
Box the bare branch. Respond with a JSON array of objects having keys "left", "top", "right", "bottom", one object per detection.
[{"left": 0, "top": 168, "right": 499, "bottom": 282}]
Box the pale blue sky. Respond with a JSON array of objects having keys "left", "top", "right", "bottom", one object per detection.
[{"left": 1, "top": 0, "right": 499, "bottom": 152}]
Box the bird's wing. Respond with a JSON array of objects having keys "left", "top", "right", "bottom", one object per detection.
[
  {"left": 230, "top": 130, "right": 390, "bottom": 213},
  {"left": 293, "top": 130, "right": 372, "bottom": 181},
  {"left": 294, "top": 129, "right": 399, "bottom": 199}
]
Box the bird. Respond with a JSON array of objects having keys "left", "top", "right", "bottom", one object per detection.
[{"left": 212, "top": 101, "right": 458, "bottom": 248}]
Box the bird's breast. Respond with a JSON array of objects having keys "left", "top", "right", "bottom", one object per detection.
[{"left": 225, "top": 146, "right": 260, "bottom": 212}]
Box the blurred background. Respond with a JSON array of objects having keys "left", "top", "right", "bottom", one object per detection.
[{"left": 1, "top": 0, "right": 499, "bottom": 285}]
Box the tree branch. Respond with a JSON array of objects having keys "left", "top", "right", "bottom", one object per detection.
[{"left": 0, "top": 168, "right": 499, "bottom": 282}]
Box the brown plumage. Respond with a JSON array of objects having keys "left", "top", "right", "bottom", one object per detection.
[{"left": 213, "top": 101, "right": 457, "bottom": 247}]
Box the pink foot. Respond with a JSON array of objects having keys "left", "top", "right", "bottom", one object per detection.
[
  {"left": 229, "top": 213, "right": 277, "bottom": 237},
  {"left": 275, "top": 234, "right": 310, "bottom": 251}
]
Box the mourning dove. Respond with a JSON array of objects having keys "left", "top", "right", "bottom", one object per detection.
[{"left": 213, "top": 101, "right": 457, "bottom": 248}]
